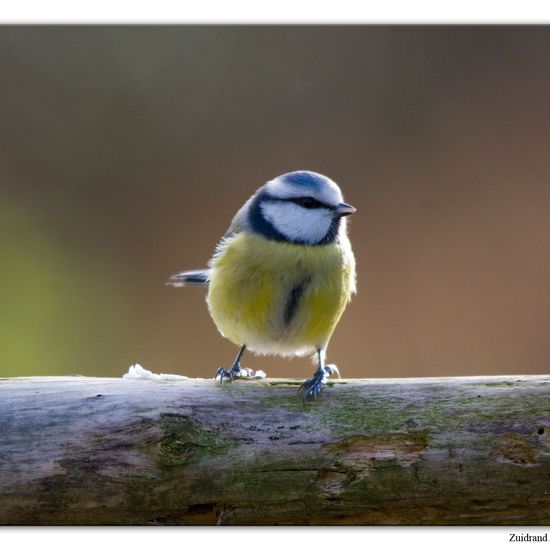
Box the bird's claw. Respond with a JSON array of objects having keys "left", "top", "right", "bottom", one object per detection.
[
  {"left": 325, "top": 364, "right": 340, "bottom": 379},
  {"left": 215, "top": 365, "right": 256, "bottom": 384},
  {"left": 299, "top": 364, "right": 339, "bottom": 401},
  {"left": 215, "top": 366, "right": 234, "bottom": 384}
]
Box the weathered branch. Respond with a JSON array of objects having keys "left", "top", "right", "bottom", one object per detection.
[{"left": 1, "top": 375, "right": 549, "bottom": 525}]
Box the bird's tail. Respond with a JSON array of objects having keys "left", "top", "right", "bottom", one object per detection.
[{"left": 167, "top": 269, "right": 210, "bottom": 287}]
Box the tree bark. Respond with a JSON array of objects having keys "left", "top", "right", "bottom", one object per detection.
[{"left": 1, "top": 375, "right": 549, "bottom": 525}]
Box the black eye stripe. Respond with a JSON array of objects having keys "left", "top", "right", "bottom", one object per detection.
[{"left": 288, "top": 196, "right": 331, "bottom": 209}]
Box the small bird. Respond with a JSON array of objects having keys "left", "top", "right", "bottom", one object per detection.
[{"left": 168, "top": 170, "right": 356, "bottom": 400}]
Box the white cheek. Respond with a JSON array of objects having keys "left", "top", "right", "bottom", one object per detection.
[{"left": 261, "top": 202, "right": 333, "bottom": 244}]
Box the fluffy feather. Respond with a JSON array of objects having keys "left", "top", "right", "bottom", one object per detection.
[{"left": 206, "top": 232, "right": 356, "bottom": 357}]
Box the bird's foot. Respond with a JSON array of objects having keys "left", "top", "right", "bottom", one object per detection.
[
  {"left": 215, "top": 364, "right": 256, "bottom": 384},
  {"left": 299, "top": 364, "right": 340, "bottom": 401}
]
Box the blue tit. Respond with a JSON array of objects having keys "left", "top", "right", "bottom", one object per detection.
[{"left": 168, "top": 170, "right": 356, "bottom": 400}]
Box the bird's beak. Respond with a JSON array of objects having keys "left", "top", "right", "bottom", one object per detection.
[{"left": 334, "top": 202, "right": 357, "bottom": 217}]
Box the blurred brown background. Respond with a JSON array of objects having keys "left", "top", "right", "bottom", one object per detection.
[{"left": 1, "top": 26, "right": 549, "bottom": 379}]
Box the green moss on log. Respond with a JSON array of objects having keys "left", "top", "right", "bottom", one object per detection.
[{"left": 145, "top": 413, "right": 235, "bottom": 467}]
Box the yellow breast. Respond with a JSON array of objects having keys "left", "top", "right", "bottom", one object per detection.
[{"left": 206, "top": 232, "right": 356, "bottom": 356}]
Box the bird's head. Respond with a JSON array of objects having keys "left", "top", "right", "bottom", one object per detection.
[{"left": 248, "top": 170, "right": 356, "bottom": 245}]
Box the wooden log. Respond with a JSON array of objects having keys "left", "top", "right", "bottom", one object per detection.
[{"left": 0, "top": 375, "right": 549, "bottom": 525}]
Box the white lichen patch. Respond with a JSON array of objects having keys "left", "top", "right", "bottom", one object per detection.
[{"left": 123, "top": 364, "right": 189, "bottom": 380}]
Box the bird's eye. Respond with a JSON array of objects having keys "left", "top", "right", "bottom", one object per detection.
[{"left": 296, "top": 197, "right": 321, "bottom": 209}]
